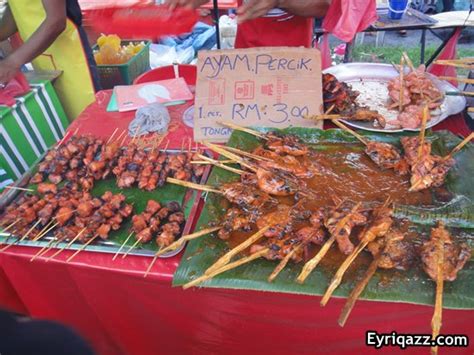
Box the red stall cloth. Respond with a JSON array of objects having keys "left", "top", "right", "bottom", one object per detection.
[
  {"left": 428, "top": 28, "right": 462, "bottom": 86},
  {"left": 1, "top": 247, "right": 473, "bottom": 355},
  {"left": 67, "top": 90, "right": 196, "bottom": 150}
]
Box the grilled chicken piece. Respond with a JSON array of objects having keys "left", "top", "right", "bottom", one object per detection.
[
  {"left": 37, "top": 183, "right": 58, "bottom": 195},
  {"left": 264, "top": 132, "right": 309, "bottom": 156},
  {"left": 367, "top": 228, "right": 415, "bottom": 270},
  {"left": 420, "top": 222, "right": 470, "bottom": 282},
  {"left": 221, "top": 182, "right": 277, "bottom": 212},
  {"left": 324, "top": 202, "right": 367, "bottom": 255}
]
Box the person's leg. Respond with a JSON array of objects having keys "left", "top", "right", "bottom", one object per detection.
[
  {"left": 77, "top": 25, "right": 101, "bottom": 92},
  {"left": 442, "top": 0, "right": 454, "bottom": 11}
]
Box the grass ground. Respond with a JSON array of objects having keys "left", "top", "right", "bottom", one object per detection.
[
  {"left": 351, "top": 45, "right": 474, "bottom": 77},
  {"left": 352, "top": 44, "right": 474, "bottom": 67}
]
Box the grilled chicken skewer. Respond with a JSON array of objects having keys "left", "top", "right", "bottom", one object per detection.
[
  {"left": 321, "top": 198, "right": 392, "bottom": 306},
  {"left": 420, "top": 222, "right": 470, "bottom": 355}
]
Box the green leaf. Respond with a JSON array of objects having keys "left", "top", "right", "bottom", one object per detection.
[{"left": 173, "top": 128, "right": 474, "bottom": 309}]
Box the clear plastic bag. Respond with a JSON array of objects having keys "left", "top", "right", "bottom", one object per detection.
[{"left": 128, "top": 102, "right": 171, "bottom": 136}]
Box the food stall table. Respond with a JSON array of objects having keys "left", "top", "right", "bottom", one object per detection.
[{"left": 0, "top": 90, "right": 472, "bottom": 355}]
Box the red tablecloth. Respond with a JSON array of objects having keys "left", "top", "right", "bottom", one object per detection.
[{"left": 1, "top": 92, "right": 472, "bottom": 355}]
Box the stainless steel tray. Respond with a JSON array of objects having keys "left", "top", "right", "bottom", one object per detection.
[
  {"left": 323, "top": 63, "right": 466, "bottom": 133},
  {"left": 0, "top": 148, "right": 212, "bottom": 259}
]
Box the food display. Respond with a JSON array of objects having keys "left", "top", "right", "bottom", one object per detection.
[
  {"left": 0, "top": 133, "right": 210, "bottom": 261},
  {"left": 164, "top": 122, "right": 472, "bottom": 349},
  {"left": 29, "top": 135, "right": 206, "bottom": 191},
  {"left": 319, "top": 58, "right": 466, "bottom": 132},
  {"left": 94, "top": 34, "right": 145, "bottom": 65}
]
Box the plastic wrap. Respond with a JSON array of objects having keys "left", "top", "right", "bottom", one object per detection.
[
  {"left": 0, "top": 72, "right": 29, "bottom": 106},
  {"left": 322, "top": 0, "right": 377, "bottom": 42}
]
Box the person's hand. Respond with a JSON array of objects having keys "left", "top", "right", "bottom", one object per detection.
[
  {"left": 0, "top": 57, "right": 20, "bottom": 87},
  {"left": 167, "top": 0, "right": 209, "bottom": 10},
  {"left": 236, "top": 0, "right": 279, "bottom": 23}
]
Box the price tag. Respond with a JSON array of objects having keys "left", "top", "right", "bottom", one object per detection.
[{"left": 194, "top": 47, "right": 323, "bottom": 142}]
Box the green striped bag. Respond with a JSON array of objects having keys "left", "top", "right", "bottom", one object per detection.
[{"left": 0, "top": 80, "right": 69, "bottom": 190}]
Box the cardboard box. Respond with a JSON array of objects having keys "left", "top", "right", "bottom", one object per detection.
[{"left": 194, "top": 47, "right": 323, "bottom": 142}]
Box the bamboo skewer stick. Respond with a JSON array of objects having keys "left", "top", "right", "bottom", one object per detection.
[
  {"left": 155, "top": 226, "right": 222, "bottom": 257},
  {"left": 131, "top": 124, "right": 142, "bottom": 144},
  {"left": 434, "top": 58, "right": 474, "bottom": 64},
  {"left": 399, "top": 56, "right": 405, "bottom": 113},
  {"left": 431, "top": 237, "right": 445, "bottom": 355},
  {"left": 222, "top": 146, "right": 271, "bottom": 162},
  {"left": 166, "top": 177, "right": 222, "bottom": 194},
  {"left": 268, "top": 244, "right": 302, "bottom": 282},
  {"left": 115, "top": 130, "right": 126, "bottom": 145},
  {"left": 205, "top": 226, "right": 270, "bottom": 275},
  {"left": 30, "top": 238, "right": 57, "bottom": 261},
  {"left": 34, "top": 238, "right": 62, "bottom": 261},
  {"left": 442, "top": 132, "right": 474, "bottom": 161},
  {"left": 195, "top": 155, "right": 245, "bottom": 175},
  {"left": 331, "top": 120, "right": 368, "bottom": 146},
  {"left": 402, "top": 52, "right": 416, "bottom": 72},
  {"left": 434, "top": 62, "right": 474, "bottom": 69},
  {"left": 297, "top": 237, "right": 336, "bottom": 284},
  {"left": 183, "top": 248, "right": 270, "bottom": 290},
  {"left": 143, "top": 254, "right": 159, "bottom": 278},
  {"left": 191, "top": 160, "right": 234, "bottom": 165},
  {"left": 4, "top": 185, "right": 34, "bottom": 192},
  {"left": 122, "top": 238, "right": 141, "bottom": 259},
  {"left": 112, "top": 232, "right": 134, "bottom": 261},
  {"left": 217, "top": 121, "right": 267, "bottom": 139},
  {"left": 66, "top": 235, "right": 98, "bottom": 262},
  {"left": 32, "top": 221, "right": 59, "bottom": 242},
  {"left": 0, "top": 220, "right": 42, "bottom": 252},
  {"left": 106, "top": 128, "right": 119, "bottom": 144},
  {"left": 306, "top": 114, "right": 343, "bottom": 121},
  {"left": 338, "top": 254, "right": 381, "bottom": 327},
  {"left": 417, "top": 105, "right": 429, "bottom": 162},
  {"left": 0, "top": 220, "right": 20, "bottom": 235},
  {"left": 46, "top": 228, "right": 87, "bottom": 262},
  {"left": 296, "top": 202, "right": 362, "bottom": 284},
  {"left": 321, "top": 199, "right": 390, "bottom": 306},
  {"left": 202, "top": 142, "right": 257, "bottom": 172},
  {"left": 438, "top": 76, "right": 474, "bottom": 84}
]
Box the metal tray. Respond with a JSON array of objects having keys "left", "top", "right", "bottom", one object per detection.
[
  {"left": 323, "top": 63, "right": 466, "bottom": 133},
  {"left": 0, "top": 148, "right": 212, "bottom": 259}
]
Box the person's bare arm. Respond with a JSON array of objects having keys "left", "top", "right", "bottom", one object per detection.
[
  {"left": 237, "top": 0, "right": 330, "bottom": 23},
  {"left": 279, "top": 0, "right": 330, "bottom": 17},
  {"left": 0, "top": 5, "right": 18, "bottom": 42},
  {"left": 0, "top": 0, "right": 66, "bottom": 84}
]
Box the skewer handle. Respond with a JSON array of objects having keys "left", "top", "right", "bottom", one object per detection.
[
  {"left": 217, "top": 121, "right": 266, "bottom": 139},
  {"left": 338, "top": 255, "right": 380, "bottom": 327},
  {"left": 166, "top": 177, "right": 222, "bottom": 194},
  {"left": 443, "top": 132, "right": 474, "bottom": 161},
  {"left": 183, "top": 248, "right": 269, "bottom": 289},
  {"left": 205, "top": 226, "right": 270, "bottom": 275},
  {"left": 331, "top": 120, "right": 368, "bottom": 146}
]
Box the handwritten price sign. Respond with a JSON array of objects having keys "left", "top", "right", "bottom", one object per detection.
[{"left": 194, "top": 47, "right": 323, "bottom": 142}]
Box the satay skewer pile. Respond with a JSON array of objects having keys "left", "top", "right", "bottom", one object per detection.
[{"left": 28, "top": 134, "right": 207, "bottom": 192}]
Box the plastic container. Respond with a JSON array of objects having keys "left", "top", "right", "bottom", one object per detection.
[
  {"left": 93, "top": 40, "right": 151, "bottom": 89},
  {"left": 388, "top": 0, "right": 409, "bottom": 20}
]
